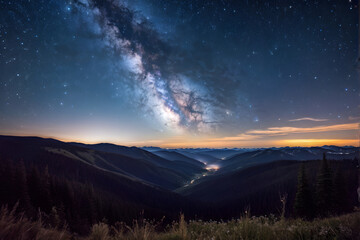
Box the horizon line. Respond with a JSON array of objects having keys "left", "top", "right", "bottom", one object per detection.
[{"left": 0, "top": 133, "right": 358, "bottom": 150}]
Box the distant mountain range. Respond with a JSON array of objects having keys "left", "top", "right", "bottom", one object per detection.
[
  {"left": 144, "top": 145, "right": 358, "bottom": 163},
  {"left": 144, "top": 145, "right": 358, "bottom": 172},
  {"left": 216, "top": 146, "right": 358, "bottom": 173}
]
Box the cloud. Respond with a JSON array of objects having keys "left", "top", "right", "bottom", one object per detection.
[
  {"left": 210, "top": 134, "right": 261, "bottom": 142},
  {"left": 349, "top": 116, "right": 360, "bottom": 121},
  {"left": 247, "top": 123, "right": 358, "bottom": 136},
  {"left": 289, "top": 117, "right": 328, "bottom": 122},
  {"left": 129, "top": 122, "right": 359, "bottom": 148},
  {"left": 211, "top": 123, "right": 358, "bottom": 143}
]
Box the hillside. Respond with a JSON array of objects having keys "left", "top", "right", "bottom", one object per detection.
[
  {"left": 152, "top": 150, "right": 205, "bottom": 168},
  {"left": 180, "top": 159, "right": 358, "bottom": 217},
  {"left": 174, "top": 150, "right": 220, "bottom": 164},
  {"left": 218, "top": 149, "right": 296, "bottom": 172},
  {"left": 0, "top": 135, "right": 206, "bottom": 233},
  {"left": 217, "top": 147, "right": 359, "bottom": 173},
  {"left": 0, "top": 135, "right": 205, "bottom": 190},
  {"left": 70, "top": 142, "right": 206, "bottom": 181}
]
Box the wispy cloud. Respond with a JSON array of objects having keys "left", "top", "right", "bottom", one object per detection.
[
  {"left": 349, "top": 116, "right": 360, "bottom": 121},
  {"left": 210, "top": 123, "right": 358, "bottom": 143},
  {"left": 247, "top": 123, "right": 358, "bottom": 136},
  {"left": 210, "top": 134, "right": 261, "bottom": 142},
  {"left": 289, "top": 117, "right": 328, "bottom": 122},
  {"left": 136, "top": 123, "right": 359, "bottom": 148}
]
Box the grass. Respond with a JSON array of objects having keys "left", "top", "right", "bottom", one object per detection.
[
  {"left": 0, "top": 205, "right": 69, "bottom": 240},
  {"left": 1, "top": 206, "right": 360, "bottom": 240}
]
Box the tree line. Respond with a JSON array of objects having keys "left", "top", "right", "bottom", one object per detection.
[
  {"left": 0, "top": 158, "right": 164, "bottom": 234},
  {"left": 0, "top": 153, "right": 358, "bottom": 235},
  {"left": 294, "top": 153, "right": 357, "bottom": 219}
]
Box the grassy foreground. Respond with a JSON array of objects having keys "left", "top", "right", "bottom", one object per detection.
[{"left": 1, "top": 206, "right": 360, "bottom": 240}]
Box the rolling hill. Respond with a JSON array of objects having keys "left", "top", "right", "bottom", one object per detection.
[
  {"left": 179, "top": 159, "right": 358, "bottom": 217},
  {"left": 71, "top": 142, "right": 206, "bottom": 180},
  {"left": 0, "top": 136, "right": 203, "bottom": 190},
  {"left": 174, "top": 150, "right": 220, "bottom": 164},
  {"left": 216, "top": 147, "right": 359, "bottom": 173},
  {"left": 193, "top": 149, "right": 246, "bottom": 159},
  {"left": 0, "top": 136, "right": 210, "bottom": 231},
  {"left": 152, "top": 150, "right": 205, "bottom": 168},
  {"left": 217, "top": 149, "right": 297, "bottom": 173}
]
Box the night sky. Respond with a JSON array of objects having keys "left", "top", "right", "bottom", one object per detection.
[{"left": 0, "top": 0, "right": 359, "bottom": 148}]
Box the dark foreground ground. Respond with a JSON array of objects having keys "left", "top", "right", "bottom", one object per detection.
[{"left": 1, "top": 206, "right": 360, "bottom": 240}]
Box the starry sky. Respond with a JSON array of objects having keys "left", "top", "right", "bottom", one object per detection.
[{"left": 0, "top": 0, "right": 359, "bottom": 148}]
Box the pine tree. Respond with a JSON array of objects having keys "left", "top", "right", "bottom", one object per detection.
[
  {"left": 316, "top": 153, "right": 334, "bottom": 217},
  {"left": 294, "top": 163, "right": 314, "bottom": 219},
  {"left": 14, "top": 161, "right": 32, "bottom": 213},
  {"left": 40, "top": 166, "right": 52, "bottom": 213},
  {"left": 333, "top": 167, "right": 347, "bottom": 214},
  {"left": 4, "top": 160, "right": 17, "bottom": 206},
  {"left": 0, "top": 158, "right": 12, "bottom": 206},
  {"left": 27, "top": 167, "right": 43, "bottom": 211}
]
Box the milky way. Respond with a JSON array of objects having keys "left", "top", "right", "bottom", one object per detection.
[
  {"left": 0, "top": 0, "right": 358, "bottom": 146},
  {"left": 74, "top": 0, "right": 219, "bottom": 133}
]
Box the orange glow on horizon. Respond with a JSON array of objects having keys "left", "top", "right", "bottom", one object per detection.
[
  {"left": 1, "top": 131, "right": 359, "bottom": 149},
  {"left": 1, "top": 119, "right": 359, "bottom": 150},
  {"left": 275, "top": 139, "right": 359, "bottom": 147},
  {"left": 155, "top": 139, "right": 359, "bottom": 148}
]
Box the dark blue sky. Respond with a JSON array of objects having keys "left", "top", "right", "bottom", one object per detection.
[{"left": 0, "top": 0, "right": 359, "bottom": 147}]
